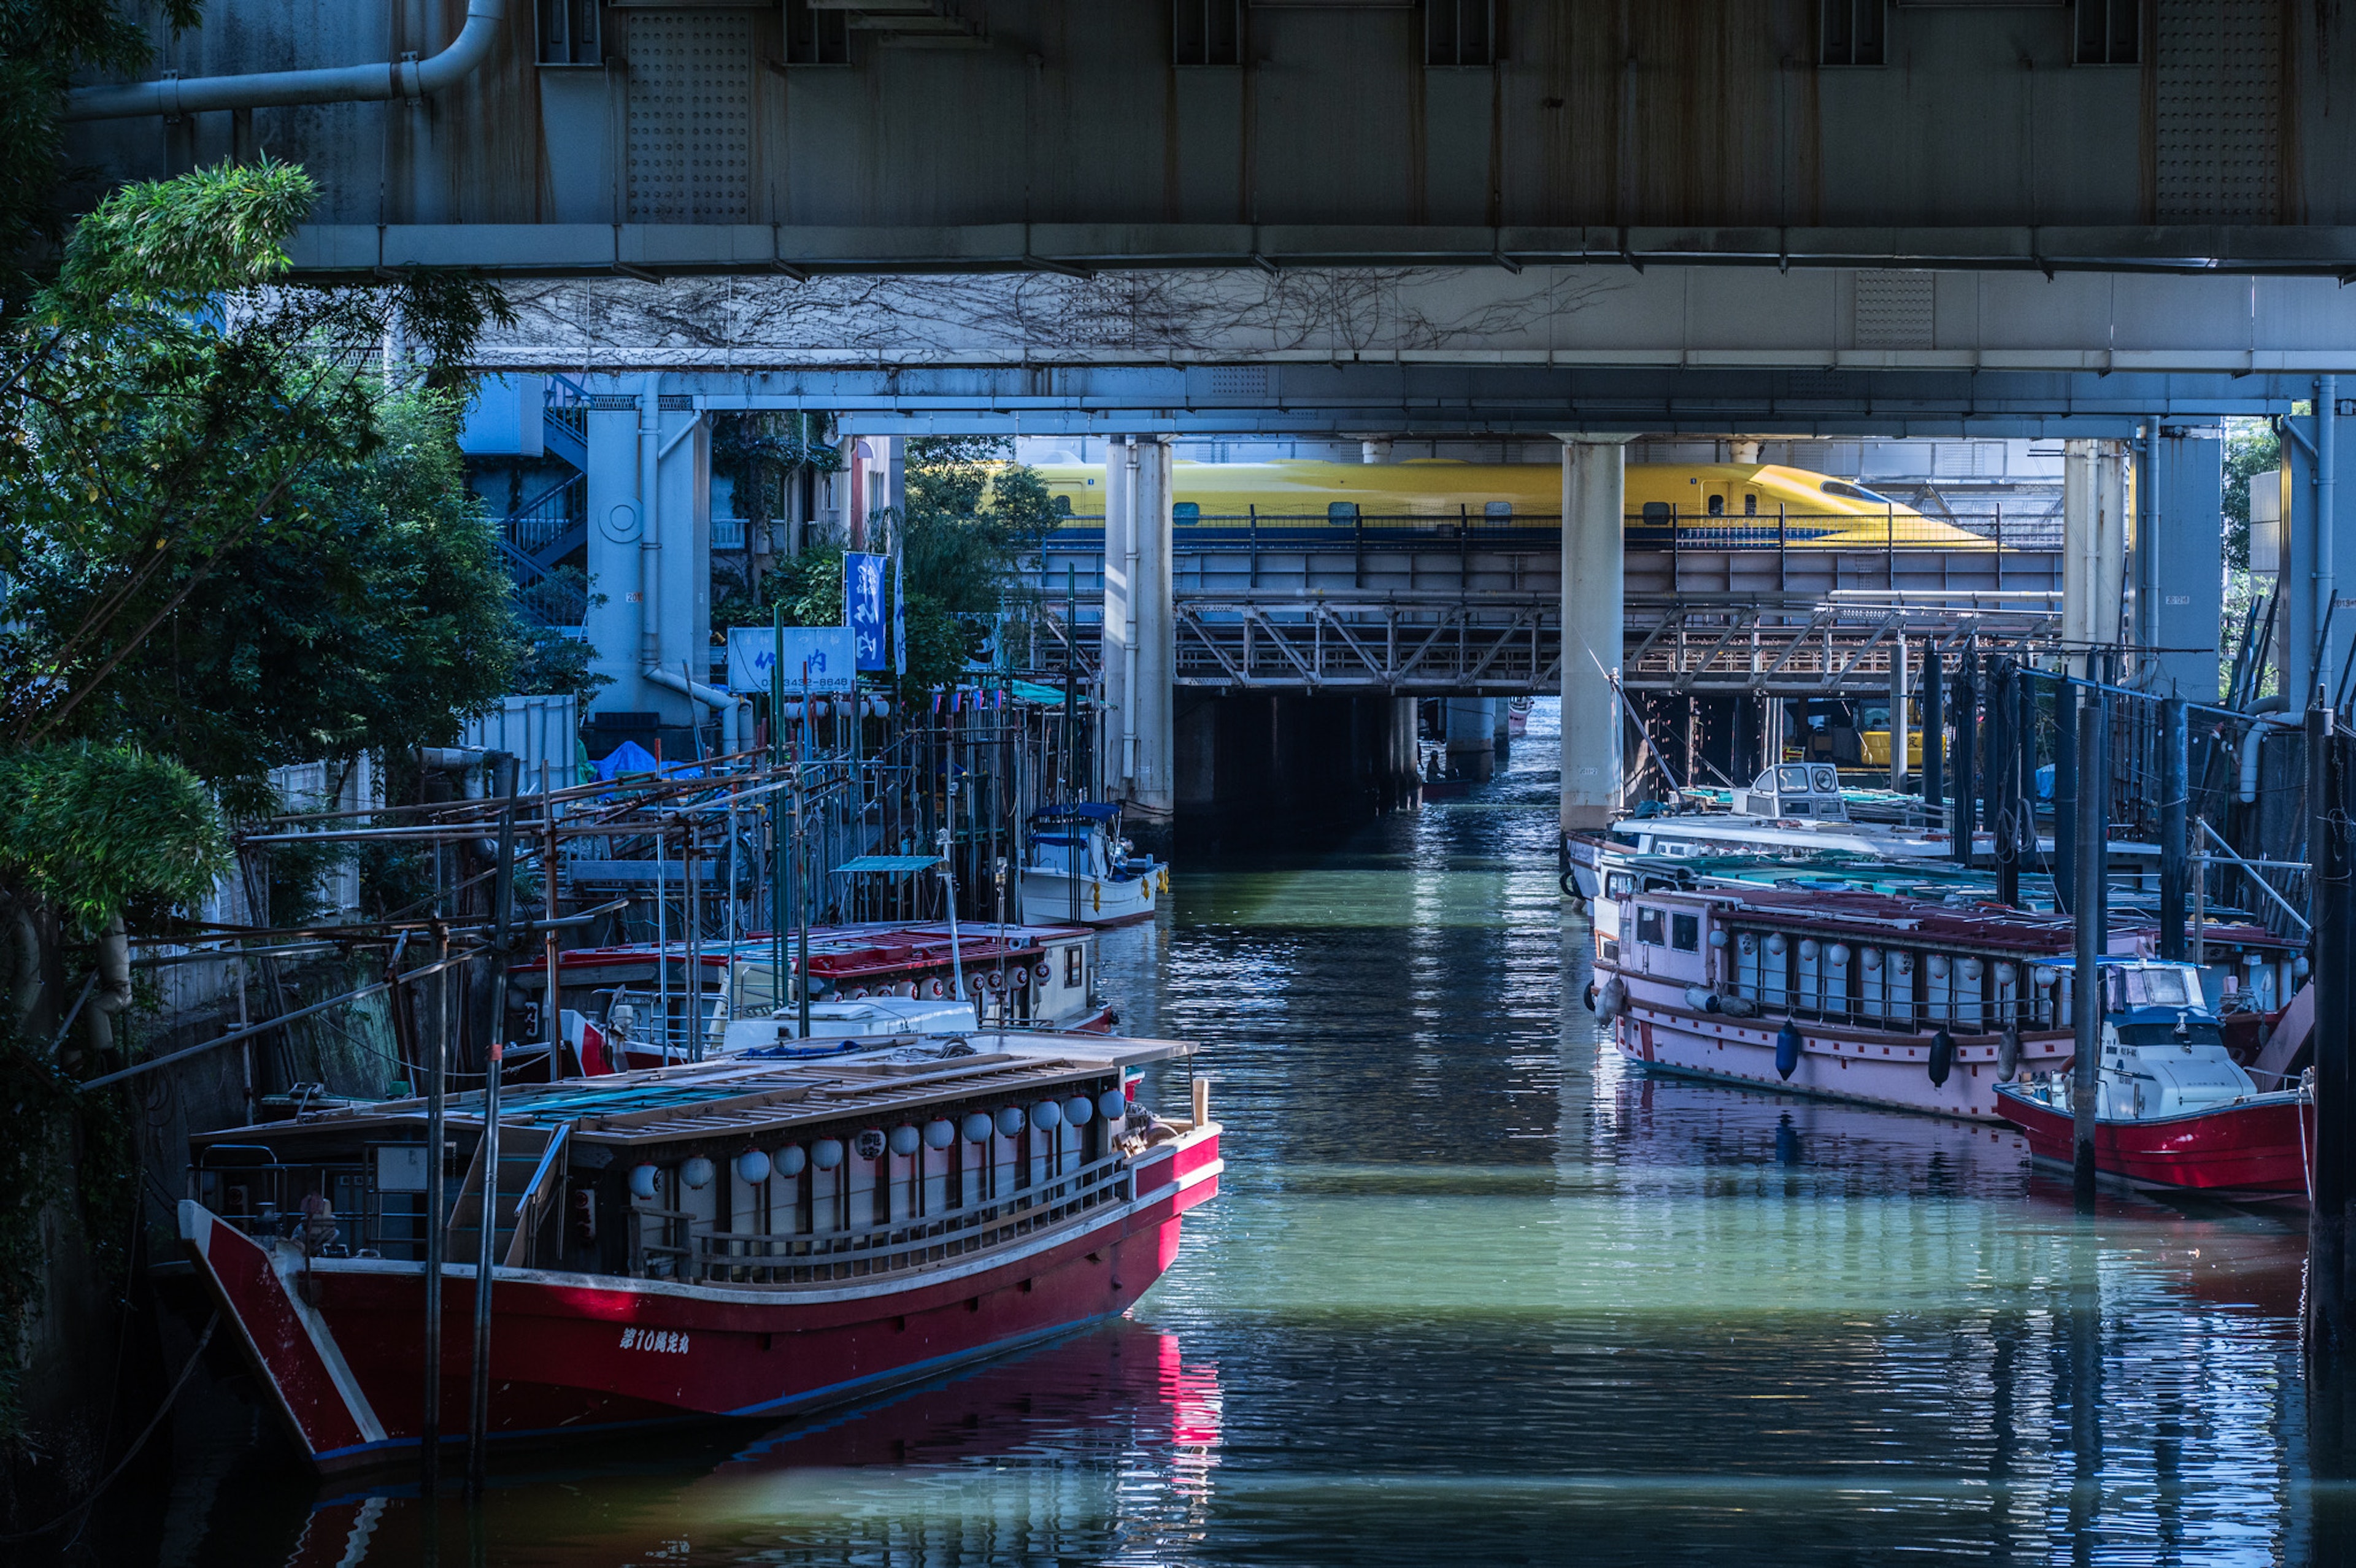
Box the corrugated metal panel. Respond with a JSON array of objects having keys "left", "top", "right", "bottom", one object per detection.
[
  {"left": 461, "top": 695, "right": 583, "bottom": 787},
  {"left": 626, "top": 11, "right": 752, "bottom": 223},
  {"left": 1853, "top": 269, "right": 1934, "bottom": 349},
  {"left": 2156, "top": 0, "right": 2281, "bottom": 223}
]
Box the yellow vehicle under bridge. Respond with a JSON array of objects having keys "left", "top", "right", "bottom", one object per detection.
[{"left": 1033, "top": 459, "right": 2059, "bottom": 601}]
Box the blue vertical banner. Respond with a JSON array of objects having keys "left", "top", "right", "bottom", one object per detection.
[
  {"left": 891, "top": 555, "right": 907, "bottom": 677},
  {"left": 846, "top": 550, "right": 888, "bottom": 672}
]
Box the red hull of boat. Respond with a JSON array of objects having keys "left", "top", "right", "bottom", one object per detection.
[
  {"left": 183, "top": 1131, "right": 1221, "bottom": 1470},
  {"left": 1995, "top": 1088, "right": 2309, "bottom": 1194}
]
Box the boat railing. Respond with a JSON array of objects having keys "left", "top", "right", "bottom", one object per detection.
[{"left": 676, "top": 1148, "right": 1135, "bottom": 1286}]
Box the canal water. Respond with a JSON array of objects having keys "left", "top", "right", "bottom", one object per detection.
[{"left": 117, "top": 702, "right": 2334, "bottom": 1566}]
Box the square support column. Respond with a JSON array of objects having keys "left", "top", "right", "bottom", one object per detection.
[
  {"left": 2063, "top": 438, "right": 2127, "bottom": 675},
  {"left": 583, "top": 382, "right": 711, "bottom": 723},
  {"left": 1559, "top": 437, "right": 1630, "bottom": 831},
  {"left": 1101, "top": 436, "right": 1174, "bottom": 821},
  {"left": 2284, "top": 392, "right": 2356, "bottom": 707},
  {"left": 2146, "top": 425, "right": 2225, "bottom": 699}
]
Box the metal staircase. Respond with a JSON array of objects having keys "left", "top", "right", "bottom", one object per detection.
[{"left": 444, "top": 1121, "right": 571, "bottom": 1270}]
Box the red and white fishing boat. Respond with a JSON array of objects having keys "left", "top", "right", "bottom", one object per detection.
[
  {"left": 512, "top": 921, "right": 1115, "bottom": 1072},
  {"left": 177, "top": 1031, "right": 1221, "bottom": 1471},
  {"left": 1994, "top": 959, "right": 2312, "bottom": 1196},
  {"left": 1589, "top": 885, "right": 2141, "bottom": 1121}
]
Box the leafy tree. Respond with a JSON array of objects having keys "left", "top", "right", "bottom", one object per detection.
[
  {"left": 0, "top": 160, "right": 520, "bottom": 804},
  {"left": 2220, "top": 416, "right": 2281, "bottom": 571}
]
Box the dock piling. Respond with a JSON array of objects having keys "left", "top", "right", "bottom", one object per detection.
[
  {"left": 2160, "top": 696, "right": 2189, "bottom": 961},
  {"left": 1922, "top": 648, "right": 1945, "bottom": 817},
  {"left": 2311, "top": 699, "right": 2354, "bottom": 1378},
  {"left": 2072, "top": 690, "right": 2102, "bottom": 1209}
]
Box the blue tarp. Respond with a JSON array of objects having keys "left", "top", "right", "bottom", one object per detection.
[
  {"left": 1031, "top": 802, "right": 1121, "bottom": 822},
  {"left": 592, "top": 740, "right": 703, "bottom": 782}
]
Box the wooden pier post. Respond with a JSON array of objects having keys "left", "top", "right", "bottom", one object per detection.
[
  {"left": 1991, "top": 661, "right": 2020, "bottom": 909},
  {"left": 1922, "top": 647, "right": 1945, "bottom": 817},
  {"left": 2311, "top": 700, "right": 2355, "bottom": 1382},
  {"left": 2072, "top": 689, "right": 2102, "bottom": 1209},
  {"left": 420, "top": 914, "right": 448, "bottom": 1493},
  {"left": 1949, "top": 656, "right": 1976, "bottom": 869},
  {"left": 2159, "top": 696, "right": 2189, "bottom": 961},
  {"left": 2055, "top": 677, "right": 2079, "bottom": 913}
]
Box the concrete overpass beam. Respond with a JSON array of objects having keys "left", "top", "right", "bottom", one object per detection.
[{"left": 1559, "top": 437, "right": 1630, "bottom": 831}]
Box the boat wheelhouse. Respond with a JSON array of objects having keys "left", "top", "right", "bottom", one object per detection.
[
  {"left": 1995, "top": 959, "right": 2312, "bottom": 1196},
  {"left": 1591, "top": 886, "right": 2133, "bottom": 1121},
  {"left": 179, "top": 1031, "right": 1222, "bottom": 1472}
]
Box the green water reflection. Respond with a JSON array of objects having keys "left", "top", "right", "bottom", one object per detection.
[{"left": 110, "top": 707, "right": 2335, "bottom": 1566}]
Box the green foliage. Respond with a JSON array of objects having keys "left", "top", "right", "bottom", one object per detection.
[
  {"left": 710, "top": 411, "right": 842, "bottom": 533},
  {"left": 2221, "top": 417, "right": 2281, "bottom": 571},
  {"left": 901, "top": 436, "right": 1059, "bottom": 615},
  {"left": 713, "top": 544, "right": 848, "bottom": 633},
  {"left": 514, "top": 632, "right": 612, "bottom": 707},
  {"left": 0, "top": 162, "right": 522, "bottom": 789},
  {"left": 0, "top": 742, "right": 223, "bottom": 930}
]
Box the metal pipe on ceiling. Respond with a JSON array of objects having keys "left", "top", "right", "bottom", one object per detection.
[{"left": 63, "top": 0, "right": 506, "bottom": 121}]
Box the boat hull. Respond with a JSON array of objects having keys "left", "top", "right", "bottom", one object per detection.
[
  {"left": 1019, "top": 869, "right": 1157, "bottom": 928},
  {"left": 1993, "top": 1086, "right": 2310, "bottom": 1194},
  {"left": 182, "top": 1129, "right": 1221, "bottom": 1471},
  {"left": 1610, "top": 997, "right": 2072, "bottom": 1123}
]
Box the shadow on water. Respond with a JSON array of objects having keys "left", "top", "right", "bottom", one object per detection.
[{"left": 72, "top": 701, "right": 2347, "bottom": 1565}]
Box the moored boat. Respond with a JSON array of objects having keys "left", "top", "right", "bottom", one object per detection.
[
  {"left": 1019, "top": 803, "right": 1166, "bottom": 927},
  {"left": 1591, "top": 885, "right": 2123, "bottom": 1121},
  {"left": 179, "top": 1031, "right": 1222, "bottom": 1472},
  {"left": 1995, "top": 959, "right": 2311, "bottom": 1197}
]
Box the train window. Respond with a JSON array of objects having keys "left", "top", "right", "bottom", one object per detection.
[
  {"left": 1744, "top": 492, "right": 1758, "bottom": 516},
  {"left": 1173, "top": 502, "right": 1200, "bottom": 523},
  {"left": 1053, "top": 494, "right": 1074, "bottom": 517},
  {"left": 1671, "top": 914, "right": 1699, "bottom": 951},
  {"left": 1706, "top": 494, "right": 1725, "bottom": 517},
  {"left": 1328, "top": 502, "right": 1359, "bottom": 522},
  {"left": 1641, "top": 502, "right": 1671, "bottom": 525},
  {"left": 1484, "top": 501, "right": 1512, "bottom": 520},
  {"left": 1636, "top": 909, "right": 1665, "bottom": 947}
]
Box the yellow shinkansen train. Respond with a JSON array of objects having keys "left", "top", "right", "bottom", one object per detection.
[{"left": 1035, "top": 459, "right": 1992, "bottom": 549}]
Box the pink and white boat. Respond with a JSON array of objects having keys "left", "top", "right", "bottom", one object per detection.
[
  {"left": 1587, "top": 885, "right": 2144, "bottom": 1122},
  {"left": 178, "top": 1031, "right": 1221, "bottom": 1472}
]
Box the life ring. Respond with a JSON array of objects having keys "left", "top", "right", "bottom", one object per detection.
[
  {"left": 1560, "top": 872, "right": 1579, "bottom": 899},
  {"left": 1582, "top": 982, "right": 1598, "bottom": 1013}
]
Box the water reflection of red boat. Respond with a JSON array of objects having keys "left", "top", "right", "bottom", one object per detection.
[{"left": 280, "top": 1323, "right": 1222, "bottom": 1567}]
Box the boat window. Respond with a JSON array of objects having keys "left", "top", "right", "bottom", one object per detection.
[
  {"left": 1606, "top": 874, "right": 1633, "bottom": 898},
  {"left": 1811, "top": 767, "right": 1839, "bottom": 793},
  {"left": 2117, "top": 1020, "right": 2225, "bottom": 1049},
  {"left": 1173, "top": 502, "right": 1201, "bottom": 523},
  {"left": 1776, "top": 766, "right": 1809, "bottom": 791},
  {"left": 1636, "top": 909, "right": 1665, "bottom": 947},
  {"left": 1671, "top": 913, "right": 1700, "bottom": 951},
  {"left": 1484, "top": 500, "right": 1513, "bottom": 520},
  {"left": 2109, "top": 966, "right": 2194, "bottom": 1010}
]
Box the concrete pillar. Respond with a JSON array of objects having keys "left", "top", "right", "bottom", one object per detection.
[
  {"left": 1102, "top": 436, "right": 1174, "bottom": 821},
  {"left": 1444, "top": 698, "right": 1497, "bottom": 783},
  {"left": 2146, "top": 425, "right": 2226, "bottom": 699},
  {"left": 2062, "top": 439, "right": 2127, "bottom": 675},
  {"left": 1559, "top": 437, "right": 1630, "bottom": 829},
  {"left": 583, "top": 383, "right": 712, "bottom": 723}
]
